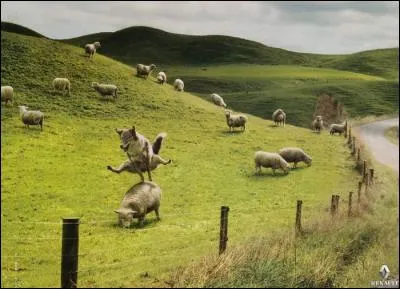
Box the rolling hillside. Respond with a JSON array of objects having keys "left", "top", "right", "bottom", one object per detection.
[{"left": 1, "top": 31, "right": 372, "bottom": 287}]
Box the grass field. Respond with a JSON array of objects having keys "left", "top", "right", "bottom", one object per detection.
[{"left": 384, "top": 126, "right": 399, "bottom": 145}]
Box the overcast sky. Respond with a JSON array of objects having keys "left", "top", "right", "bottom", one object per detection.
[{"left": 1, "top": 1, "right": 398, "bottom": 54}]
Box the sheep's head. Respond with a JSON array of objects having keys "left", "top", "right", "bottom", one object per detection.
[
  {"left": 224, "top": 110, "right": 231, "bottom": 118},
  {"left": 304, "top": 154, "right": 312, "bottom": 166},
  {"left": 91, "top": 82, "right": 98, "bottom": 88},
  {"left": 94, "top": 42, "right": 101, "bottom": 48},
  {"left": 150, "top": 64, "right": 156, "bottom": 70},
  {"left": 114, "top": 208, "right": 137, "bottom": 228}
]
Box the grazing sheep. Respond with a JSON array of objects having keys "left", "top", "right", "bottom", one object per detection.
[
  {"left": 91, "top": 82, "right": 118, "bottom": 99},
  {"left": 157, "top": 72, "right": 167, "bottom": 84},
  {"left": 278, "top": 147, "right": 312, "bottom": 168},
  {"left": 114, "top": 181, "right": 162, "bottom": 228},
  {"left": 173, "top": 79, "right": 184, "bottom": 91},
  {"left": 18, "top": 105, "right": 44, "bottom": 130},
  {"left": 225, "top": 110, "right": 248, "bottom": 132},
  {"left": 136, "top": 64, "right": 156, "bottom": 79},
  {"left": 313, "top": 116, "right": 324, "bottom": 133},
  {"left": 210, "top": 93, "right": 227, "bottom": 108},
  {"left": 254, "top": 151, "right": 290, "bottom": 175},
  {"left": 52, "top": 78, "right": 70, "bottom": 95},
  {"left": 1, "top": 86, "right": 14, "bottom": 105},
  {"left": 84, "top": 41, "right": 101, "bottom": 59},
  {"left": 330, "top": 121, "right": 347, "bottom": 136},
  {"left": 272, "top": 109, "right": 286, "bottom": 127}
]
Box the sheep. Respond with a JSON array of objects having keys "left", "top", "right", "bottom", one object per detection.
[
  {"left": 91, "top": 82, "right": 118, "bottom": 99},
  {"left": 114, "top": 181, "right": 162, "bottom": 228},
  {"left": 84, "top": 41, "right": 101, "bottom": 59},
  {"left": 312, "top": 116, "right": 324, "bottom": 133},
  {"left": 136, "top": 64, "right": 156, "bottom": 79},
  {"left": 18, "top": 105, "right": 44, "bottom": 130},
  {"left": 254, "top": 151, "right": 290, "bottom": 175},
  {"left": 1, "top": 86, "right": 14, "bottom": 105},
  {"left": 272, "top": 108, "right": 286, "bottom": 127},
  {"left": 210, "top": 93, "right": 227, "bottom": 108},
  {"left": 278, "top": 147, "right": 312, "bottom": 168},
  {"left": 157, "top": 72, "right": 167, "bottom": 84},
  {"left": 173, "top": 79, "right": 184, "bottom": 91},
  {"left": 52, "top": 78, "right": 70, "bottom": 96},
  {"left": 330, "top": 121, "right": 347, "bottom": 136},
  {"left": 225, "top": 110, "right": 248, "bottom": 132}
]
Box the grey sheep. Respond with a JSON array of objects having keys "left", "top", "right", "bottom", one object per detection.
[
  {"left": 278, "top": 147, "right": 312, "bottom": 168},
  {"left": 225, "top": 110, "right": 248, "bottom": 132},
  {"left": 330, "top": 121, "right": 347, "bottom": 136},
  {"left": 254, "top": 151, "right": 290, "bottom": 175},
  {"left": 137, "top": 64, "right": 156, "bottom": 79},
  {"left": 114, "top": 181, "right": 162, "bottom": 228},
  {"left": 52, "top": 78, "right": 70, "bottom": 95},
  {"left": 1, "top": 86, "right": 14, "bottom": 105},
  {"left": 91, "top": 82, "right": 118, "bottom": 99},
  {"left": 85, "top": 41, "right": 101, "bottom": 59},
  {"left": 272, "top": 108, "right": 286, "bottom": 127},
  {"left": 18, "top": 105, "right": 44, "bottom": 130},
  {"left": 313, "top": 116, "right": 324, "bottom": 133}
]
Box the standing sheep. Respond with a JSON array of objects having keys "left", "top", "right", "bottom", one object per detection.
[
  {"left": 114, "top": 181, "right": 162, "bottom": 228},
  {"left": 254, "top": 151, "right": 290, "bottom": 175},
  {"left": 157, "top": 72, "right": 167, "bottom": 84},
  {"left": 225, "top": 110, "right": 247, "bottom": 132},
  {"left": 18, "top": 105, "right": 44, "bottom": 130},
  {"left": 91, "top": 82, "right": 118, "bottom": 99},
  {"left": 210, "top": 93, "right": 227, "bottom": 108},
  {"left": 313, "top": 116, "right": 324, "bottom": 133},
  {"left": 52, "top": 78, "right": 70, "bottom": 95},
  {"left": 84, "top": 41, "right": 101, "bottom": 59},
  {"left": 173, "top": 79, "right": 184, "bottom": 91},
  {"left": 136, "top": 64, "right": 156, "bottom": 79},
  {"left": 1, "top": 86, "right": 14, "bottom": 105},
  {"left": 278, "top": 147, "right": 312, "bottom": 168},
  {"left": 330, "top": 121, "right": 347, "bottom": 136},
  {"left": 272, "top": 109, "right": 286, "bottom": 127}
]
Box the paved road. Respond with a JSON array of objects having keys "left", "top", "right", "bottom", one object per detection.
[{"left": 357, "top": 117, "right": 399, "bottom": 172}]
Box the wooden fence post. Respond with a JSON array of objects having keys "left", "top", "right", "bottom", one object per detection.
[
  {"left": 357, "top": 148, "right": 361, "bottom": 162},
  {"left": 347, "top": 126, "right": 352, "bottom": 145},
  {"left": 295, "top": 200, "right": 303, "bottom": 235},
  {"left": 331, "top": 195, "right": 340, "bottom": 217},
  {"left": 348, "top": 192, "right": 353, "bottom": 217},
  {"left": 358, "top": 181, "right": 362, "bottom": 205},
  {"left": 352, "top": 137, "right": 356, "bottom": 155},
  {"left": 363, "top": 160, "right": 367, "bottom": 183},
  {"left": 335, "top": 195, "right": 340, "bottom": 215},
  {"left": 369, "top": 169, "right": 374, "bottom": 185},
  {"left": 61, "top": 217, "right": 80, "bottom": 288},
  {"left": 219, "top": 206, "right": 229, "bottom": 255}
]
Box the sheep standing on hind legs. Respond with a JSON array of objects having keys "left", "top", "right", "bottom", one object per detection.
[
  {"left": 52, "top": 78, "right": 70, "bottom": 96},
  {"left": 18, "top": 105, "right": 44, "bottom": 130},
  {"left": 272, "top": 108, "right": 286, "bottom": 127},
  {"left": 136, "top": 64, "right": 156, "bottom": 79},
  {"left": 84, "top": 41, "right": 101, "bottom": 59},
  {"left": 254, "top": 151, "right": 290, "bottom": 175},
  {"left": 1, "top": 86, "right": 14, "bottom": 105},
  {"left": 225, "top": 110, "right": 247, "bottom": 132}
]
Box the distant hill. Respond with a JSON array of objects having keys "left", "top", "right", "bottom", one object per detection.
[{"left": 1, "top": 21, "right": 46, "bottom": 38}]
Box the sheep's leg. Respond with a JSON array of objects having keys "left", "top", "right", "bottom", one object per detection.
[
  {"left": 155, "top": 208, "right": 161, "bottom": 221},
  {"left": 293, "top": 162, "right": 297, "bottom": 168},
  {"left": 138, "top": 216, "right": 145, "bottom": 228},
  {"left": 107, "top": 162, "right": 129, "bottom": 174},
  {"left": 152, "top": 154, "right": 171, "bottom": 166},
  {"left": 272, "top": 168, "right": 276, "bottom": 175}
]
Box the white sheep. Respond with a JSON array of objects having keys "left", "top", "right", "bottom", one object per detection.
[
  {"left": 225, "top": 110, "right": 247, "bottom": 132},
  {"left": 278, "top": 147, "right": 312, "bottom": 168},
  {"left": 313, "top": 116, "right": 324, "bottom": 133},
  {"left": 330, "top": 121, "right": 347, "bottom": 136},
  {"left": 52, "top": 78, "right": 70, "bottom": 95},
  {"left": 210, "top": 93, "right": 227, "bottom": 108},
  {"left": 18, "top": 105, "right": 44, "bottom": 130},
  {"left": 272, "top": 108, "right": 286, "bottom": 127},
  {"left": 157, "top": 72, "right": 167, "bottom": 84},
  {"left": 91, "top": 82, "right": 118, "bottom": 99},
  {"left": 1, "top": 86, "right": 14, "bottom": 105},
  {"left": 136, "top": 64, "right": 156, "bottom": 79},
  {"left": 254, "top": 151, "right": 290, "bottom": 175},
  {"left": 85, "top": 41, "right": 101, "bottom": 59},
  {"left": 173, "top": 79, "right": 184, "bottom": 91}
]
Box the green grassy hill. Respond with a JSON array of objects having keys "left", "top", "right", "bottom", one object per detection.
[
  {"left": 1, "top": 21, "right": 46, "bottom": 38},
  {"left": 0, "top": 31, "right": 383, "bottom": 287}
]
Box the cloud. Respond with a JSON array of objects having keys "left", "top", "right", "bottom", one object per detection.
[{"left": 1, "top": 1, "right": 398, "bottom": 54}]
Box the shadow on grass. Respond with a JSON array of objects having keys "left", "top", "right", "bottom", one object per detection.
[
  {"left": 250, "top": 171, "right": 289, "bottom": 179},
  {"left": 220, "top": 130, "right": 246, "bottom": 135},
  {"left": 16, "top": 125, "right": 43, "bottom": 134},
  {"left": 109, "top": 216, "right": 161, "bottom": 230}
]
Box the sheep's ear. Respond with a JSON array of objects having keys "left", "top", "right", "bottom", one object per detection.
[{"left": 115, "top": 128, "right": 123, "bottom": 135}]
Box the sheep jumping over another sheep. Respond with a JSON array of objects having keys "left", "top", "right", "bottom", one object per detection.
[
  {"left": 173, "top": 79, "right": 184, "bottom": 91},
  {"left": 91, "top": 82, "right": 118, "bottom": 99},
  {"left": 52, "top": 78, "right": 70, "bottom": 96},
  {"left": 278, "top": 147, "right": 312, "bottom": 168},
  {"left": 1, "top": 86, "right": 14, "bottom": 105},
  {"left": 114, "top": 181, "right": 162, "bottom": 228},
  {"left": 210, "top": 93, "right": 227, "bottom": 108},
  {"left": 84, "top": 41, "right": 101, "bottom": 59},
  {"left": 313, "top": 116, "right": 324, "bottom": 133},
  {"left": 330, "top": 121, "right": 347, "bottom": 136},
  {"left": 18, "top": 105, "right": 44, "bottom": 130},
  {"left": 225, "top": 110, "right": 247, "bottom": 132},
  {"left": 157, "top": 72, "right": 167, "bottom": 84},
  {"left": 137, "top": 64, "right": 156, "bottom": 79},
  {"left": 272, "top": 108, "right": 286, "bottom": 127},
  {"left": 254, "top": 151, "right": 290, "bottom": 175}
]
